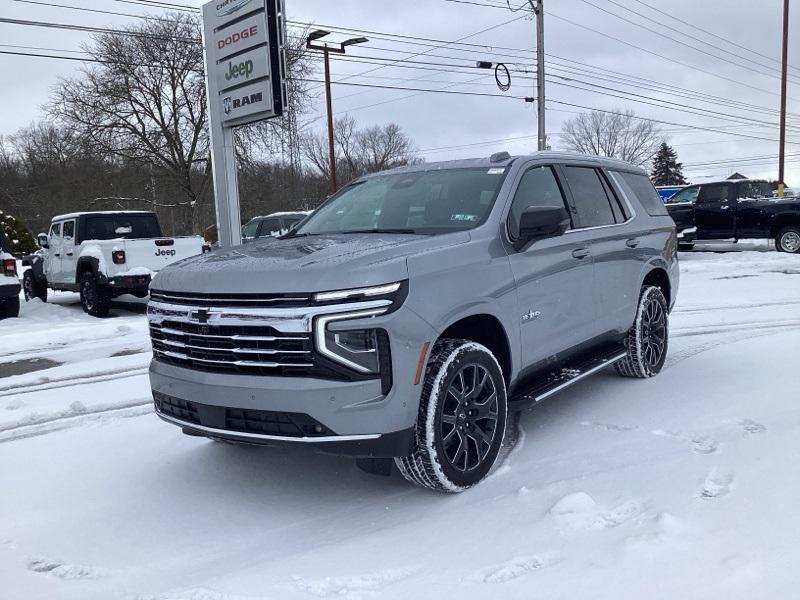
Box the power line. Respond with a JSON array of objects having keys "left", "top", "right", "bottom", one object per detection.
[
  {"left": 8, "top": 0, "right": 190, "bottom": 21},
  {"left": 630, "top": 0, "right": 800, "bottom": 76},
  {"left": 575, "top": 0, "right": 799, "bottom": 85}
]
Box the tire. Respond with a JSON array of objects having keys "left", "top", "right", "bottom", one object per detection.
[
  {"left": 616, "top": 286, "right": 669, "bottom": 379},
  {"left": 22, "top": 270, "right": 47, "bottom": 302},
  {"left": 0, "top": 296, "right": 20, "bottom": 319},
  {"left": 395, "top": 340, "right": 507, "bottom": 493},
  {"left": 677, "top": 242, "right": 694, "bottom": 251},
  {"left": 775, "top": 226, "right": 800, "bottom": 254},
  {"left": 79, "top": 272, "right": 111, "bottom": 318}
]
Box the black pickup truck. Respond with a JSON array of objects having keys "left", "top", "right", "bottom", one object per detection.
[{"left": 665, "top": 179, "right": 800, "bottom": 253}]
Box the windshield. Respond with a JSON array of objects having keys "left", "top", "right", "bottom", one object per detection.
[
  {"left": 294, "top": 167, "right": 507, "bottom": 236},
  {"left": 84, "top": 214, "right": 162, "bottom": 240}
]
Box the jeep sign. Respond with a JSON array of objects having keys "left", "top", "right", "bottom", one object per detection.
[
  {"left": 215, "top": 46, "right": 270, "bottom": 92},
  {"left": 202, "top": 0, "right": 286, "bottom": 126}
]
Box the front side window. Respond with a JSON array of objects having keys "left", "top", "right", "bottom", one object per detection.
[
  {"left": 294, "top": 168, "right": 508, "bottom": 236},
  {"left": 667, "top": 186, "right": 699, "bottom": 204},
  {"left": 508, "top": 165, "right": 569, "bottom": 239},
  {"left": 62, "top": 220, "right": 75, "bottom": 240},
  {"left": 49, "top": 222, "right": 61, "bottom": 240},
  {"left": 562, "top": 166, "right": 616, "bottom": 228}
]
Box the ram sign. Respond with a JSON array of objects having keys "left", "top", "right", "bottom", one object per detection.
[{"left": 202, "top": 0, "right": 287, "bottom": 127}]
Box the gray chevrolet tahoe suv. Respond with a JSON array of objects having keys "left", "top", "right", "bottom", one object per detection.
[{"left": 148, "top": 152, "right": 678, "bottom": 492}]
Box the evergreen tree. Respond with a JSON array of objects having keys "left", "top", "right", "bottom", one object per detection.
[
  {"left": 0, "top": 210, "right": 37, "bottom": 255},
  {"left": 650, "top": 142, "right": 688, "bottom": 186}
]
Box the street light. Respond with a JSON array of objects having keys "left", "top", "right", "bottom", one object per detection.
[{"left": 306, "top": 31, "right": 369, "bottom": 194}]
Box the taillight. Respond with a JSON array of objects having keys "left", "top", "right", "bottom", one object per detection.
[
  {"left": 202, "top": 243, "right": 211, "bottom": 254},
  {"left": 112, "top": 250, "right": 126, "bottom": 265},
  {"left": 2, "top": 258, "right": 16, "bottom": 275}
]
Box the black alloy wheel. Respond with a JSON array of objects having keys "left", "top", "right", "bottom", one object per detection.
[
  {"left": 440, "top": 363, "right": 500, "bottom": 473},
  {"left": 640, "top": 293, "right": 667, "bottom": 370}
]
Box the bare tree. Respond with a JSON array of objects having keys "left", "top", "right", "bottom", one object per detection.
[
  {"left": 560, "top": 109, "right": 663, "bottom": 168},
  {"left": 302, "top": 116, "right": 419, "bottom": 184},
  {"left": 48, "top": 14, "right": 210, "bottom": 232}
]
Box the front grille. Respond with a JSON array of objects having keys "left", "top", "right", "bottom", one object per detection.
[
  {"left": 149, "top": 319, "right": 343, "bottom": 377},
  {"left": 150, "top": 289, "right": 313, "bottom": 308},
  {"left": 153, "top": 392, "right": 335, "bottom": 437}
]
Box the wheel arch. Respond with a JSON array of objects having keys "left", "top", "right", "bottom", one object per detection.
[
  {"left": 436, "top": 312, "right": 513, "bottom": 386},
  {"left": 641, "top": 266, "right": 671, "bottom": 307},
  {"left": 770, "top": 212, "right": 800, "bottom": 238}
]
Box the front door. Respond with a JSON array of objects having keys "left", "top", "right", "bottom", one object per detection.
[
  {"left": 696, "top": 182, "right": 736, "bottom": 238},
  {"left": 505, "top": 163, "right": 595, "bottom": 366},
  {"left": 44, "top": 221, "right": 62, "bottom": 284}
]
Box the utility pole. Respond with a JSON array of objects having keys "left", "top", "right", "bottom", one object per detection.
[
  {"left": 778, "top": 0, "right": 790, "bottom": 197},
  {"left": 531, "top": 0, "right": 546, "bottom": 151},
  {"left": 306, "top": 30, "right": 368, "bottom": 195}
]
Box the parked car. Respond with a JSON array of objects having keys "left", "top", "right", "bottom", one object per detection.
[
  {"left": 147, "top": 152, "right": 678, "bottom": 492},
  {"left": 241, "top": 211, "right": 312, "bottom": 242},
  {"left": 0, "top": 225, "right": 20, "bottom": 319},
  {"left": 665, "top": 179, "right": 800, "bottom": 252},
  {"left": 24, "top": 211, "right": 209, "bottom": 317}
]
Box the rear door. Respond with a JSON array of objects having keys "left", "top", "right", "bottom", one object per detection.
[
  {"left": 695, "top": 182, "right": 735, "bottom": 238},
  {"left": 506, "top": 163, "right": 596, "bottom": 364},
  {"left": 561, "top": 165, "right": 635, "bottom": 337},
  {"left": 60, "top": 219, "right": 77, "bottom": 284}
]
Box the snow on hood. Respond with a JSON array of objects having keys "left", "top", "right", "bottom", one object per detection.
[{"left": 152, "top": 232, "right": 469, "bottom": 294}]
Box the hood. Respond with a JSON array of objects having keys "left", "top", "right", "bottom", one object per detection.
[{"left": 152, "top": 232, "right": 469, "bottom": 294}]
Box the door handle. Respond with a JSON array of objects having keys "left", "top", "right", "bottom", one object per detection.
[
  {"left": 571, "top": 247, "right": 590, "bottom": 259},
  {"left": 66, "top": 251, "right": 74, "bottom": 256},
  {"left": 720, "top": 205, "right": 730, "bottom": 210},
  {"left": 625, "top": 238, "right": 640, "bottom": 248},
  {"left": 54, "top": 253, "right": 61, "bottom": 257}
]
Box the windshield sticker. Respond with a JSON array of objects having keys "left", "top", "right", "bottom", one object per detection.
[
  {"left": 487, "top": 167, "right": 505, "bottom": 174},
  {"left": 450, "top": 214, "right": 478, "bottom": 222}
]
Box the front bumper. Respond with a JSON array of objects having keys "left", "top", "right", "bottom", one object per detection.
[
  {"left": 147, "top": 297, "right": 437, "bottom": 456},
  {"left": 108, "top": 274, "right": 151, "bottom": 290}
]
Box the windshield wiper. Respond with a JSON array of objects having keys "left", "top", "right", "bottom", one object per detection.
[{"left": 338, "top": 228, "right": 421, "bottom": 235}]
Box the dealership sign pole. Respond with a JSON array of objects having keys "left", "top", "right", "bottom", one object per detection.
[{"left": 202, "top": 0, "right": 287, "bottom": 247}]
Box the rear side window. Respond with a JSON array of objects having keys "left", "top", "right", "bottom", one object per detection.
[
  {"left": 611, "top": 171, "right": 668, "bottom": 217},
  {"left": 562, "top": 166, "right": 616, "bottom": 228},
  {"left": 508, "top": 165, "right": 570, "bottom": 238}
]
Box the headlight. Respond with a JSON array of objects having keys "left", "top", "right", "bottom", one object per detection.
[
  {"left": 326, "top": 328, "right": 380, "bottom": 373},
  {"left": 314, "top": 281, "right": 407, "bottom": 308}
]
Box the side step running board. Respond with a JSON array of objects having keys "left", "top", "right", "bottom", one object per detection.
[{"left": 510, "top": 349, "right": 627, "bottom": 406}]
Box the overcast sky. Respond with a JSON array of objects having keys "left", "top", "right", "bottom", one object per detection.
[{"left": 1, "top": 0, "right": 798, "bottom": 184}]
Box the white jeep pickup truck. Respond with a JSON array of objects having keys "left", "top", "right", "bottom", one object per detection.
[{"left": 23, "top": 211, "right": 208, "bottom": 317}]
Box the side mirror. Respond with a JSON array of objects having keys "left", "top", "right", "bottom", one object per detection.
[
  {"left": 37, "top": 233, "right": 49, "bottom": 249},
  {"left": 515, "top": 206, "right": 570, "bottom": 249}
]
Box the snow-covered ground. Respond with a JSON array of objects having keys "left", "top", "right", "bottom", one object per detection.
[{"left": 1, "top": 246, "right": 799, "bottom": 600}]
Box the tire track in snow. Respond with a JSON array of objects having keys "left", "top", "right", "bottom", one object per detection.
[
  {"left": 0, "top": 402, "right": 152, "bottom": 444},
  {"left": 673, "top": 298, "right": 800, "bottom": 315},
  {"left": 0, "top": 366, "right": 149, "bottom": 398}
]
